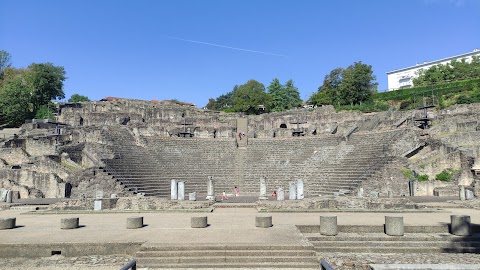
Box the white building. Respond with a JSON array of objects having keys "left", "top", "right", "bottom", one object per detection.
[{"left": 386, "top": 49, "right": 480, "bottom": 91}]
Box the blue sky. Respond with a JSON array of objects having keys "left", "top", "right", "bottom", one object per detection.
[{"left": 1, "top": 0, "right": 479, "bottom": 107}]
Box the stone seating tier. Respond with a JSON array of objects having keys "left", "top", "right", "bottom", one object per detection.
[{"left": 101, "top": 127, "right": 398, "bottom": 197}]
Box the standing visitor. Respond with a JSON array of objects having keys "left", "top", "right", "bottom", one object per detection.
[{"left": 234, "top": 186, "right": 239, "bottom": 197}]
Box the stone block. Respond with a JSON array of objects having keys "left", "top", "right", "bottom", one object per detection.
[
  {"left": 94, "top": 200, "right": 102, "bottom": 211},
  {"left": 451, "top": 215, "right": 471, "bottom": 236},
  {"left": 0, "top": 218, "right": 16, "bottom": 230},
  {"left": 320, "top": 216, "right": 337, "bottom": 236},
  {"left": 255, "top": 216, "right": 272, "bottom": 228},
  {"left": 189, "top": 192, "right": 197, "bottom": 201},
  {"left": 466, "top": 189, "right": 474, "bottom": 200},
  {"left": 126, "top": 217, "right": 143, "bottom": 229},
  {"left": 191, "top": 216, "right": 208, "bottom": 228},
  {"left": 388, "top": 191, "right": 393, "bottom": 198},
  {"left": 11, "top": 191, "right": 20, "bottom": 200},
  {"left": 95, "top": 190, "right": 104, "bottom": 199},
  {"left": 61, "top": 217, "right": 79, "bottom": 229},
  {"left": 385, "top": 216, "right": 404, "bottom": 236}
]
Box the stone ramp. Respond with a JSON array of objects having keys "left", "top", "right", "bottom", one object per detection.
[{"left": 136, "top": 244, "right": 319, "bottom": 269}]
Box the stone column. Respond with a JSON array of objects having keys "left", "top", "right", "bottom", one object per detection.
[
  {"left": 191, "top": 216, "right": 208, "bottom": 228},
  {"left": 126, "top": 217, "right": 143, "bottom": 229},
  {"left": 277, "top": 188, "right": 285, "bottom": 201},
  {"left": 385, "top": 216, "right": 404, "bottom": 236},
  {"left": 5, "top": 190, "right": 12, "bottom": 203},
  {"left": 289, "top": 181, "right": 297, "bottom": 200},
  {"left": 61, "top": 218, "right": 79, "bottom": 229},
  {"left": 177, "top": 181, "right": 185, "bottom": 201},
  {"left": 451, "top": 215, "right": 471, "bottom": 236},
  {"left": 255, "top": 216, "right": 273, "bottom": 228},
  {"left": 0, "top": 218, "right": 16, "bottom": 230},
  {"left": 189, "top": 192, "right": 197, "bottom": 201},
  {"left": 171, "top": 179, "right": 178, "bottom": 200},
  {"left": 320, "top": 216, "right": 338, "bottom": 236},
  {"left": 459, "top": 185, "right": 466, "bottom": 201},
  {"left": 296, "top": 179, "right": 304, "bottom": 200},
  {"left": 259, "top": 176, "right": 268, "bottom": 200},
  {"left": 206, "top": 176, "right": 215, "bottom": 200},
  {"left": 357, "top": 187, "right": 364, "bottom": 197}
]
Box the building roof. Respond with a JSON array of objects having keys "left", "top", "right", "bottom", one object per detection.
[{"left": 386, "top": 49, "right": 480, "bottom": 74}]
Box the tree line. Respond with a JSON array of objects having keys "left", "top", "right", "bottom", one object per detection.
[
  {"left": 207, "top": 61, "right": 378, "bottom": 114},
  {"left": 0, "top": 50, "right": 89, "bottom": 127},
  {"left": 413, "top": 56, "right": 480, "bottom": 86}
]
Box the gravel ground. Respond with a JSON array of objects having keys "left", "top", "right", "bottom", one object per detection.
[{"left": 320, "top": 252, "right": 480, "bottom": 270}]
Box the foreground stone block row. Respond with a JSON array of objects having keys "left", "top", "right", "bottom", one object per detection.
[
  {"left": 0, "top": 216, "right": 275, "bottom": 230},
  {"left": 319, "top": 215, "right": 472, "bottom": 236}
]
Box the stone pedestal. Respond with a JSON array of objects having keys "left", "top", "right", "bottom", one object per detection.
[
  {"left": 385, "top": 216, "right": 404, "bottom": 236},
  {"left": 171, "top": 179, "right": 178, "bottom": 200},
  {"left": 0, "top": 218, "right": 16, "bottom": 230},
  {"left": 61, "top": 218, "right": 79, "bottom": 229},
  {"left": 259, "top": 177, "right": 268, "bottom": 200},
  {"left": 289, "top": 181, "right": 297, "bottom": 200},
  {"left": 126, "top": 217, "right": 143, "bottom": 229},
  {"left": 11, "top": 191, "right": 20, "bottom": 200},
  {"left": 189, "top": 192, "right": 197, "bottom": 201},
  {"left": 177, "top": 182, "right": 185, "bottom": 201},
  {"left": 320, "top": 216, "right": 338, "bottom": 236},
  {"left": 296, "top": 179, "right": 304, "bottom": 200},
  {"left": 191, "top": 216, "right": 208, "bottom": 228},
  {"left": 255, "top": 216, "right": 273, "bottom": 228},
  {"left": 460, "top": 186, "right": 466, "bottom": 201},
  {"left": 206, "top": 177, "right": 215, "bottom": 200},
  {"left": 466, "top": 189, "right": 475, "bottom": 200},
  {"left": 451, "top": 215, "right": 471, "bottom": 236},
  {"left": 277, "top": 188, "right": 285, "bottom": 201}
]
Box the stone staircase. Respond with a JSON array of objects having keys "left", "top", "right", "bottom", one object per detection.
[
  {"left": 305, "top": 233, "right": 480, "bottom": 254},
  {"left": 135, "top": 244, "right": 319, "bottom": 269}
]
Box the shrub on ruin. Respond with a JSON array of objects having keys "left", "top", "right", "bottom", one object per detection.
[
  {"left": 435, "top": 169, "right": 454, "bottom": 182},
  {"left": 401, "top": 168, "right": 414, "bottom": 180},
  {"left": 418, "top": 174, "right": 429, "bottom": 182}
]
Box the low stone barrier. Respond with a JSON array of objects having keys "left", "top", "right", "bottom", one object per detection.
[
  {"left": 451, "top": 215, "right": 471, "bottom": 236},
  {"left": 0, "top": 218, "right": 16, "bottom": 230},
  {"left": 255, "top": 216, "right": 272, "bottom": 228},
  {"left": 320, "top": 216, "right": 338, "bottom": 236},
  {"left": 126, "top": 217, "right": 143, "bottom": 229},
  {"left": 191, "top": 216, "right": 208, "bottom": 228},
  {"left": 61, "top": 217, "right": 79, "bottom": 229},
  {"left": 385, "top": 216, "right": 404, "bottom": 236}
]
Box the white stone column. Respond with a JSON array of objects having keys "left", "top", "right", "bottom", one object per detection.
[
  {"left": 177, "top": 181, "right": 185, "bottom": 200},
  {"left": 296, "top": 179, "right": 304, "bottom": 200},
  {"left": 171, "top": 179, "right": 178, "bottom": 200},
  {"left": 289, "top": 181, "right": 297, "bottom": 200},
  {"left": 460, "top": 185, "right": 466, "bottom": 201},
  {"left": 277, "top": 187, "right": 285, "bottom": 201},
  {"left": 5, "top": 190, "right": 12, "bottom": 203},
  {"left": 206, "top": 176, "right": 215, "bottom": 200},
  {"left": 259, "top": 176, "right": 268, "bottom": 200}
]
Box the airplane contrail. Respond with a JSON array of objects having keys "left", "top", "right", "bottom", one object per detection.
[{"left": 165, "top": 36, "right": 288, "bottom": 58}]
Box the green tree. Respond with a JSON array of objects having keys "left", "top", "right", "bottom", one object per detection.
[
  {"left": 68, "top": 94, "right": 90, "bottom": 102},
  {"left": 0, "top": 77, "right": 32, "bottom": 127},
  {"left": 308, "top": 68, "right": 343, "bottom": 106},
  {"left": 338, "top": 62, "right": 377, "bottom": 105},
  {"left": 233, "top": 79, "right": 270, "bottom": 114},
  {"left": 25, "top": 63, "right": 66, "bottom": 112},
  {"left": 268, "top": 79, "right": 302, "bottom": 112},
  {"left": 0, "top": 50, "right": 12, "bottom": 76},
  {"left": 413, "top": 56, "right": 480, "bottom": 86}
]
